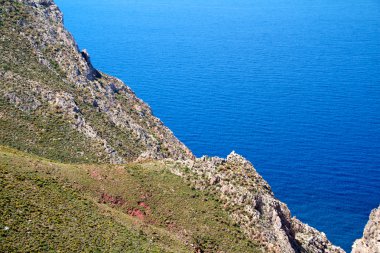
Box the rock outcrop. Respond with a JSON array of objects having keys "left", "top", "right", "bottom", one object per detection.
[
  {"left": 167, "top": 152, "right": 345, "bottom": 253},
  {"left": 352, "top": 206, "right": 380, "bottom": 253}
]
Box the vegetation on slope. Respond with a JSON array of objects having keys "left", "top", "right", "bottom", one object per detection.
[
  {"left": 0, "top": 0, "right": 192, "bottom": 164},
  {"left": 0, "top": 97, "right": 108, "bottom": 163},
  {"left": 0, "top": 0, "right": 109, "bottom": 163},
  {"left": 0, "top": 146, "right": 260, "bottom": 252}
]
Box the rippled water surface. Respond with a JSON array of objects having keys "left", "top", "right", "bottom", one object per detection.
[{"left": 56, "top": 0, "right": 380, "bottom": 250}]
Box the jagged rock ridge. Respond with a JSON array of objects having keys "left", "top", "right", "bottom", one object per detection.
[{"left": 166, "top": 152, "right": 344, "bottom": 253}]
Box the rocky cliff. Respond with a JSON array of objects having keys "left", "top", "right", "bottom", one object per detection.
[
  {"left": 352, "top": 206, "right": 380, "bottom": 253},
  {"left": 0, "top": 0, "right": 375, "bottom": 252},
  {"left": 166, "top": 153, "right": 344, "bottom": 253},
  {"left": 1, "top": 0, "right": 193, "bottom": 163}
]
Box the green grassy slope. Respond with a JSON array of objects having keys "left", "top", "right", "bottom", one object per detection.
[
  {"left": 0, "top": 98, "right": 108, "bottom": 164},
  {"left": 0, "top": 146, "right": 260, "bottom": 252}
]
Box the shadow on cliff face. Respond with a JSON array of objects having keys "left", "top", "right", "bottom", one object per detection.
[{"left": 80, "top": 49, "right": 102, "bottom": 81}]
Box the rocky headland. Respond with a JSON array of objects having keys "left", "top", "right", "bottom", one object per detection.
[{"left": 0, "top": 0, "right": 378, "bottom": 252}]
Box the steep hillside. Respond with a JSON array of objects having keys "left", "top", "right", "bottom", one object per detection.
[
  {"left": 0, "top": 146, "right": 259, "bottom": 252},
  {"left": 167, "top": 155, "right": 345, "bottom": 253},
  {"left": 0, "top": 0, "right": 192, "bottom": 164},
  {"left": 0, "top": 0, "right": 359, "bottom": 253}
]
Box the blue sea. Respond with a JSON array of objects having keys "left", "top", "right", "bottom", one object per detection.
[{"left": 55, "top": 0, "right": 380, "bottom": 251}]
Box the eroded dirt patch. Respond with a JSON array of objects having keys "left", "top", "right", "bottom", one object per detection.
[{"left": 99, "top": 193, "right": 125, "bottom": 206}]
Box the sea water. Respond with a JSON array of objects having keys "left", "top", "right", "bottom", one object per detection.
[{"left": 55, "top": 0, "right": 380, "bottom": 250}]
